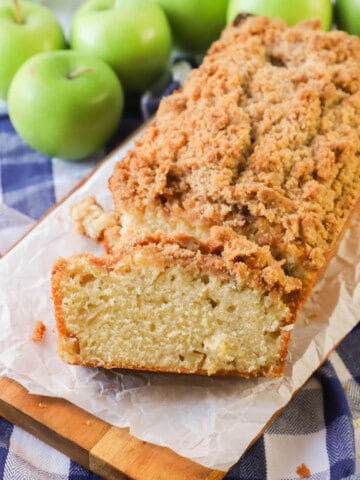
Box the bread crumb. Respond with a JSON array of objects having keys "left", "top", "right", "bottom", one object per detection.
[
  {"left": 343, "top": 383, "right": 350, "bottom": 391},
  {"left": 32, "top": 321, "right": 46, "bottom": 342},
  {"left": 353, "top": 418, "right": 360, "bottom": 428},
  {"left": 296, "top": 463, "right": 311, "bottom": 478},
  {"left": 56, "top": 216, "right": 63, "bottom": 222},
  {"left": 38, "top": 402, "right": 47, "bottom": 408},
  {"left": 308, "top": 312, "right": 321, "bottom": 319},
  {"left": 85, "top": 420, "right": 93, "bottom": 426}
]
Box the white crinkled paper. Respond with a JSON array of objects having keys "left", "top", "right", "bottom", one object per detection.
[{"left": 0, "top": 132, "right": 359, "bottom": 471}]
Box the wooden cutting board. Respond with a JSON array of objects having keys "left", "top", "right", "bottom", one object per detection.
[{"left": 0, "top": 376, "right": 226, "bottom": 479}]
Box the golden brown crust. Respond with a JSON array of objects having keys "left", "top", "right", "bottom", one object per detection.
[
  {"left": 56, "top": 355, "right": 285, "bottom": 378},
  {"left": 52, "top": 257, "right": 72, "bottom": 341},
  {"left": 110, "top": 15, "right": 360, "bottom": 286}
]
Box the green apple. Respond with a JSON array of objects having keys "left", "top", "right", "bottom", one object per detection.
[
  {"left": 8, "top": 50, "right": 124, "bottom": 161},
  {"left": 0, "top": 0, "right": 66, "bottom": 100},
  {"left": 70, "top": 0, "right": 172, "bottom": 94},
  {"left": 227, "top": 0, "right": 333, "bottom": 30},
  {"left": 334, "top": 0, "right": 360, "bottom": 35},
  {"left": 153, "top": 0, "right": 229, "bottom": 54}
]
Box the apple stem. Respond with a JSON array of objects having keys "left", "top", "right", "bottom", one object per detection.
[
  {"left": 13, "top": 0, "right": 23, "bottom": 24},
  {"left": 67, "top": 67, "right": 96, "bottom": 80}
]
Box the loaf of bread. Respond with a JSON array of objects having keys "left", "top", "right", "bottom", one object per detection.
[{"left": 52, "top": 15, "right": 360, "bottom": 377}]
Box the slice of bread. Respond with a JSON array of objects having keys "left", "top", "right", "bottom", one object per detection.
[{"left": 52, "top": 230, "right": 301, "bottom": 377}]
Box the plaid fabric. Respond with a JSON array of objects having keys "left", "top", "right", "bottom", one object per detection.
[
  {"left": 226, "top": 325, "right": 360, "bottom": 480},
  {"left": 0, "top": 61, "right": 359, "bottom": 480}
]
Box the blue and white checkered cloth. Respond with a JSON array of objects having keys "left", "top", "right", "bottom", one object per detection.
[{"left": 0, "top": 62, "right": 359, "bottom": 480}]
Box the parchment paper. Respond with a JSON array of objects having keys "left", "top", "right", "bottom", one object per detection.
[{"left": 0, "top": 130, "right": 359, "bottom": 471}]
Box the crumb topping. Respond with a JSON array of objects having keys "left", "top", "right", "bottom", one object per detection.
[
  {"left": 110, "top": 16, "right": 360, "bottom": 284},
  {"left": 32, "top": 321, "right": 46, "bottom": 343},
  {"left": 71, "top": 196, "right": 120, "bottom": 242},
  {"left": 296, "top": 463, "right": 311, "bottom": 478},
  {"left": 104, "top": 228, "right": 302, "bottom": 303}
]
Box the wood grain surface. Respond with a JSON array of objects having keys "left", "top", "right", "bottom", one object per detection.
[{"left": 0, "top": 376, "right": 226, "bottom": 480}]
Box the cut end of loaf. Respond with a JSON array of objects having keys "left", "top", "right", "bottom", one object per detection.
[{"left": 52, "top": 237, "right": 298, "bottom": 378}]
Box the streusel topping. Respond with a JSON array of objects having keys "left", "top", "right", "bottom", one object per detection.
[{"left": 110, "top": 16, "right": 360, "bottom": 283}]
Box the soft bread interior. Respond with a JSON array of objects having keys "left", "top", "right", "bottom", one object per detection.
[{"left": 54, "top": 255, "right": 292, "bottom": 377}]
